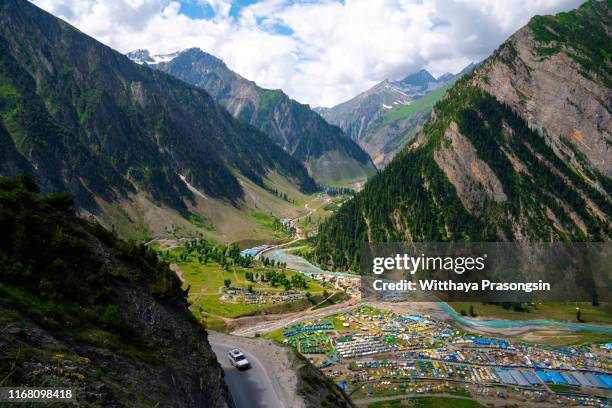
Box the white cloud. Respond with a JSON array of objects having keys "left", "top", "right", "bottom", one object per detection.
[{"left": 31, "top": 0, "right": 584, "bottom": 107}]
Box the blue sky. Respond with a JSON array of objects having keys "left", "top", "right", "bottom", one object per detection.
[
  {"left": 178, "top": 1, "right": 216, "bottom": 19},
  {"left": 178, "top": 0, "right": 295, "bottom": 35},
  {"left": 33, "top": 0, "right": 583, "bottom": 107},
  {"left": 179, "top": 0, "right": 259, "bottom": 20}
]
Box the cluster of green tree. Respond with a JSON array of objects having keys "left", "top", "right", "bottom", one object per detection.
[
  {"left": 187, "top": 213, "right": 215, "bottom": 231},
  {"left": 461, "top": 302, "right": 530, "bottom": 317},
  {"left": 312, "top": 73, "right": 610, "bottom": 271},
  {"left": 322, "top": 202, "right": 343, "bottom": 213},
  {"left": 243, "top": 268, "right": 305, "bottom": 289},
  {"left": 158, "top": 239, "right": 253, "bottom": 269},
  {"left": 0, "top": 176, "right": 184, "bottom": 338},
  {"left": 259, "top": 270, "right": 307, "bottom": 290},
  {"left": 260, "top": 256, "right": 287, "bottom": 269},
  {"left": 270, "top": 217, "right": 295, "bottom": 235},
  {"left": 483, "top": 302, "right": 531, "bottom": 312},
  {"left": 459, "top": 305, "right": 478, "bottom": 317},
  {"left": 268, "top": 188, "right": 296, "bottom": 203},
  {"left": 319, "top": 185, "right": 356, "bottom": 197},
  {"left": 528, "top": 0, "right": 610, "bottom": 87}
]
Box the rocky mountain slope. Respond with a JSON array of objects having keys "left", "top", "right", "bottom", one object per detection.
[
  {"left": 0, "top": 176, "right": 231, "bottom": 407},
  {"left": 312, "top": 0, "right": 611, "bottom": 271},
  {"left": 297, "top": 356, "right": 354, "bottom": 408},
  {"left": 0, "top": 0, "right": 316, "bottom": 239},
  {"left": 316, "top": 65, "right": 476, "bottom": 167},
  {"left": 130, "top": 48, "right": 375, "bottom": 184}
]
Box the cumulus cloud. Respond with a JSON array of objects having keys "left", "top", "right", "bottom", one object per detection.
[{"left": 32, "top": 0, "right": 583, "bottom": 107}]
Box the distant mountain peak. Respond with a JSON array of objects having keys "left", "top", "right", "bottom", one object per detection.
[
  {"left": 396, "top": 69, "right": 436, "bottom": 87},
  {"left": 126, "top": 49, "right": 181, "bottom": 65},
  {"left": 127, "top": 48, "right": 231, "bottom": 72},
  {"left": 167, "top": 48, "right": 229, "bottom": 70},
  {"left": 437, "top": 72, "right": 454, "bottom": 82},
  {"left": 180, "top": 47, "right": 216, "bottom": 59},
  {"left": 126, "top": 49, "right": 153, "bottom": 64}
]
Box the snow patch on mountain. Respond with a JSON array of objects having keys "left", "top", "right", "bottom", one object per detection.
[{"left": 127, "top": 49, "right": 181, "bottom": 65}]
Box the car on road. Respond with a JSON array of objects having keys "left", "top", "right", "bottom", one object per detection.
[{"left": 228, "top": 348, "right": 250, "bottom": 370}]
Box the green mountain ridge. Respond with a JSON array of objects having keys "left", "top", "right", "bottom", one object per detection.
[
  {"left": 0, "top": 0, "right": 316, "bottom": 232},
  {"left": 137, "top": 48, "right": 376, "bottom": 184},
  {"left": 312, "top": 0, "right": 611, "bottom": 271}
]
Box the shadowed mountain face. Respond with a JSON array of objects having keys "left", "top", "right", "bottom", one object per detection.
[
  {"left": 315, "top": 64, "right": 477, "bottom": 167},
  {"left": 132, "top": 48, "right": 376, "bottom": 184},
  {"left": 0, "top": 176, "right": 232, "bottom": 407},
  {"left": 0, "top": 0, "right": 316, "bottom": 220},
  {"left": 312, "top": 1, "right": 611, "bottom": 271}
]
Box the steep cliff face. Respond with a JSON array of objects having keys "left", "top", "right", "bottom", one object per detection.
[
  {"left": 312, "top": 1, "right": 611, "bottom": 271},
  {"left": 473, "top": 1, "right": 611, "bottom": 181},
  {"left": 297, "top": 358, "right": 354, "bottom": 408},
  {"left": 143, "top": 48, "right": 376, "bottom": 184},
  {"left": 0, "top": 176, "right": 231, "bottom": 407}
]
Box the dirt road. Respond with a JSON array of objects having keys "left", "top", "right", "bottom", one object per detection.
[{"left": 231, "top": 298, "right": 359, "bottom": 337}]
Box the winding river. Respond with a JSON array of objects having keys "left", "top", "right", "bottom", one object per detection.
[{"left": 266, "top": 246, "right": 612, "bottom": 334}]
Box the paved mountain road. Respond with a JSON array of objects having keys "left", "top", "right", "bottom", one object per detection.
[{"left": 209, "top": 340, "right": 283, "bottom": 408}]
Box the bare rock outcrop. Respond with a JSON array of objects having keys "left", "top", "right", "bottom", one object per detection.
[{"left": 473, "top": 23, "right": 611, "bottom": 180}]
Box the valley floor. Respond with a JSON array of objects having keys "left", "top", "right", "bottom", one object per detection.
[
  {"left": 217, "top": 249, "right": 610, "bottom": 408},
  {"left": 142, "top": 187, "right": 610, "bottom": 408}
]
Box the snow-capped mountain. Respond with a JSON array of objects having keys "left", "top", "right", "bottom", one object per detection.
[
  {"left": 126, "top": 49, "right": 181, "bottom": 65},
  {"left": 316, "top": 64, "right": 478, "bottom": 167}
]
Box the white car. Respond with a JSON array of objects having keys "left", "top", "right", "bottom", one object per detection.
[{"left": 228, "top": 348, "right": 250, "bottom": 370}]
